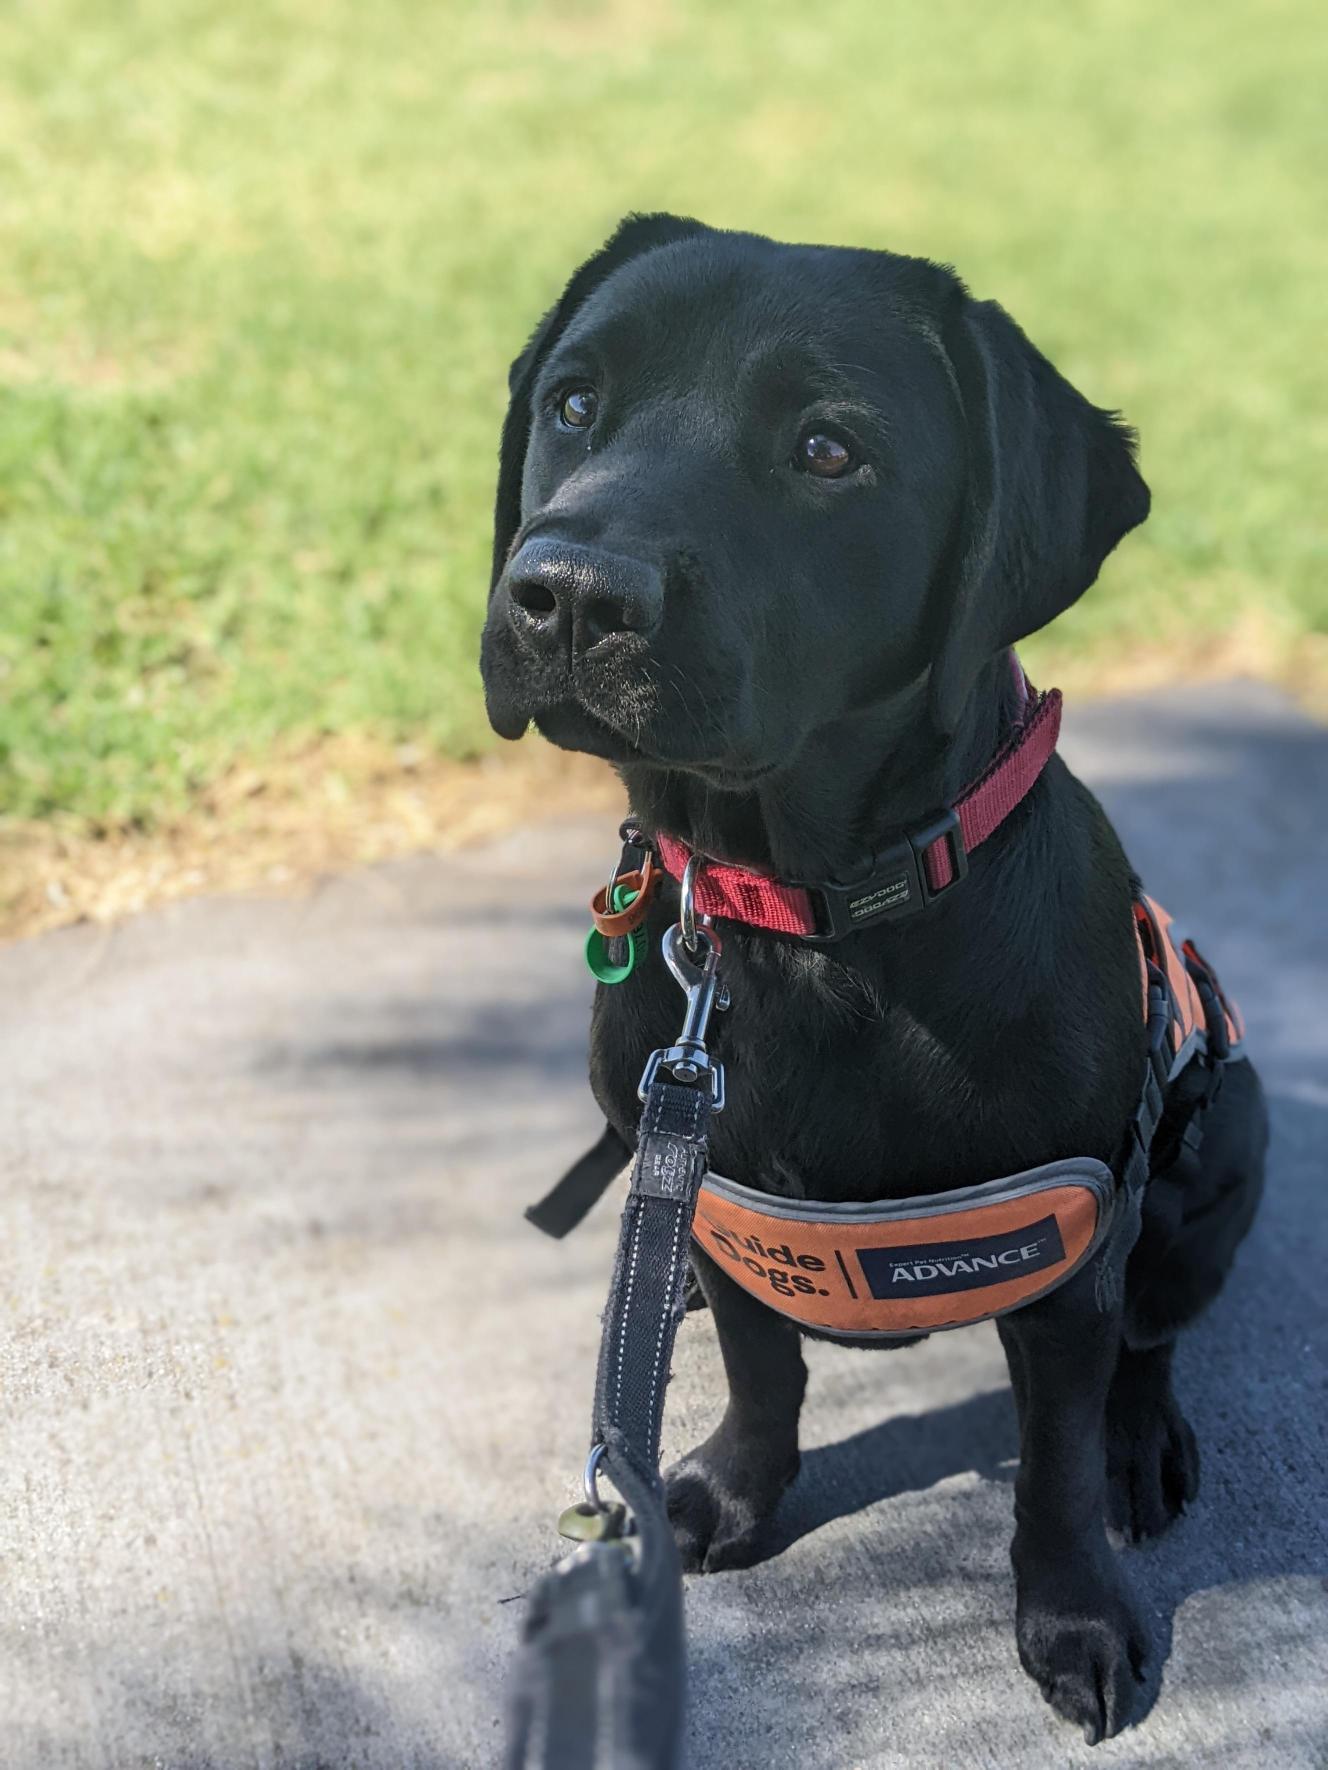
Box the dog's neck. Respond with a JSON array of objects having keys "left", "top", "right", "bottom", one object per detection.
[{"left": 619, "top": 652, "right": 1020, "bottom": 884}]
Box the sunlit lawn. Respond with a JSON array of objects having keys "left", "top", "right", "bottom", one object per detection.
[{"left": 1, "top": 0, "right": 1324, "bottom": 830}]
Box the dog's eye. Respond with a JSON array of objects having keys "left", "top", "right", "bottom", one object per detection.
[
  {"left": 795, "top": 431, "right": 854, "bottom": 478},
  {"left": 559, "top": 386, "right": 599, "bottom": 429}
]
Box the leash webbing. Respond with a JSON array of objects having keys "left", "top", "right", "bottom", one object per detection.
[
  {"left": 504, "top": 1075, "right": 713, "bottom": 1770},
  {"left": 506, "top": 918, "right": 726, "bottom": 1770},
  {"left": 592, "top": 1078, "right": 714, "bottom": 1476}
]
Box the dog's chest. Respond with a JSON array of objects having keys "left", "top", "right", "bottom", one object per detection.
[{"left": 588, "top": 928, "right": 1107, "bottom": 1206}]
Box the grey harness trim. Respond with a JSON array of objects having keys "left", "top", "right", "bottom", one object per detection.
[{"left": 701, "top": 1155, "right": 1118, "bottom": 1224}]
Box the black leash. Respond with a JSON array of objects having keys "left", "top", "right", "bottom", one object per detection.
[{"left": 505, "top": 921, "right": 727, "bottom": 1770}]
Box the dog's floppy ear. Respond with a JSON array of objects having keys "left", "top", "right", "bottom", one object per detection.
[
  {"left": 490, "top": 212, "right": 708, "bottom": 591},
  {"left": 928, "top": 291, "right": 1150, "bottom": 736}
]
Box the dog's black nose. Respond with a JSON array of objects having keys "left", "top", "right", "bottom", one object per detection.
[{"left": 505, "top": 538, "right": 663, "bottom": 655}]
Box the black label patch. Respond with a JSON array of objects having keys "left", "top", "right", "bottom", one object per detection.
[{"left": 856, "top": 1213, "right": 1067, "bottom": 1298}]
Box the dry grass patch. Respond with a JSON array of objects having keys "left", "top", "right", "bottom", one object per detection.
[{"left": 0, "top": 738, "right": 623, "bottom": 944}]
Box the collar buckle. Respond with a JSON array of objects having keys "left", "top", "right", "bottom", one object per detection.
[
  {"left": 909, "top": 806, "right": 969, "bottom": 897},
  {"left": 799, "top": 808, "right": 968, "bottom": 943}
]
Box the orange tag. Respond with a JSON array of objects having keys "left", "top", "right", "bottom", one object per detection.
[{"left": 591, "top": 853, "right": 658, "bottom": 937}]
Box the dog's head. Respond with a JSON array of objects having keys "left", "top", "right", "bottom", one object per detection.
[{"left": 480, "top": 215, "right": 1148, "bottom": 783}]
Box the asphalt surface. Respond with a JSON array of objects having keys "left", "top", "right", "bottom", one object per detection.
[{"left": 2, "top": 680, "right": 1325, "bottom": 1770}]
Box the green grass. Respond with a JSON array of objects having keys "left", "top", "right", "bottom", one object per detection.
[{"left": 1, "top": 0, "right": 1325, "bottom": 828}]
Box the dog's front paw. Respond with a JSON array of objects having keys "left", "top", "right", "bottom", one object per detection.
[
  {"left": 1016, "top": 1572, "right": 1150, "bottom": 1744},
  {"left": 663, "top": 1437, "right": 798, "bottom": 1574},
  {"left": 1106, "top": 1397, "right": 1199, "bottom": 1543}
]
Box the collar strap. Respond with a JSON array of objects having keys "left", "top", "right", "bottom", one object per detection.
[{"left": 655, "top": 682, "right": 1062, "bottom": 943}]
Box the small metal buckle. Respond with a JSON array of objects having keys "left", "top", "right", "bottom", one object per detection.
[
  {"left": 605, "top": 821, "right": 650, "bottom": 907},
  {"left": 637, "top": 1045, "right": 726, "bottom": 1109}
]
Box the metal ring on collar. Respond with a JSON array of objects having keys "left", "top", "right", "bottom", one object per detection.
[{"left": 680, "top": 852, "right": 704, "bottom": 953}]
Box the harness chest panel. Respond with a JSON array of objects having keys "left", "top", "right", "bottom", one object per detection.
[
  {"left": 695, "top": 1161, "right": 1117, "bottom": 1338},
  {"left": 689, "top": 893, "right": 1244, "bottom": 1338}
]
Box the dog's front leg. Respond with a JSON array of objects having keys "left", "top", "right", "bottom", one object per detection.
[
  {"left": 664, "top": 1247, "right": 806, "bottom": 1573},
  {"left": 997, "top": 1260, "right": 1150, "bottom": 1744}
]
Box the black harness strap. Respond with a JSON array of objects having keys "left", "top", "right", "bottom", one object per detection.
[
  {"left": 1096, "top": 950, "right": 1233, "bottom": 1314},
  {"left": 525, "top": 1125, "right": 632, "bottom": 1239}
]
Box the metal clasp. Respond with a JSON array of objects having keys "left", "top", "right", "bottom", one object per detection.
[{"left": 637, "top": 922, "right": 729, "bottom": 1108}]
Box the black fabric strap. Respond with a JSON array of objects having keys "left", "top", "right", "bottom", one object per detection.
[
  {"left": 1100, "top": 955, "right": 1232, "bottom": 1313},
  {"left": 525, "top": 1125, "right": 632, "bottom": 1239},
  {"left": 592, "top": 1078, "right": 714, "bottom": 1479},
  {"left": 1127, "top": 966, "right": 1174, "bottom": 1189}
]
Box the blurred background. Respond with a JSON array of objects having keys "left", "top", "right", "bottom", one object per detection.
[{"left": 1, "top": 0, "right": 1324, "bottom": 939}]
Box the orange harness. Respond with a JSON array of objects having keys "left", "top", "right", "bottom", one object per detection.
[{"left": 691, "top": 894, "right": 1245, "bottom": 1338}]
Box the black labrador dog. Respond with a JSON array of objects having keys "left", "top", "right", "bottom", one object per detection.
[{"left": 479, "top": 215, "right": 1268, "bottom": 1743}]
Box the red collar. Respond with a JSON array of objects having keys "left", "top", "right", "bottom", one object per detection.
[{"left": 653, "top": 672, "right": 1063, "bottom": 943}]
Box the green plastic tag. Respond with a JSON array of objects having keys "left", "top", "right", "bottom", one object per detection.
[{"left": 585, "top": 884, "right": 646, "bottom": 983}]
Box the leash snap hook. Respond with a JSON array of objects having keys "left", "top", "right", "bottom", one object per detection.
[{"left": 638, "top": 923, "right": 728, "bottom": 1107}]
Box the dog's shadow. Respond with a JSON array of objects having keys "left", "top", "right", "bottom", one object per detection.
[{"left": 766, "top": 1383, "right": 1019, "bottom": 1558}]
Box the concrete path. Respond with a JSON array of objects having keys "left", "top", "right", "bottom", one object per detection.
[{"left": 2, "top": 681, "right": 1325, "bottom": 1770}]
